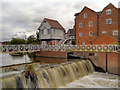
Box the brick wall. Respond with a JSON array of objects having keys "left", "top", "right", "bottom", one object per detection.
[
  {"left": 35, "top": 51, "right": 68, "bottom": 58},
  {"left": 73, "top": 51, "right": 119, "bottom": 74},
  {"left": 99, "top": 3, "right": 119, "bottom": 39},
  {"left": 75, "top": 3, "right": 119, "bottom": 45},
  {"left": 75, "top": 7, "right": 98, "bottom": 45}
]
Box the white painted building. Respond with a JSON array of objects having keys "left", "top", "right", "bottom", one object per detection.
[{"left": 38, "top": 18, "right": 65, "bottom": 44}]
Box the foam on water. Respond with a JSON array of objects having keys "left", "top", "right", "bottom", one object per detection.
[{"left": 62, "top": 72, "right": 119, "bottom": 88}]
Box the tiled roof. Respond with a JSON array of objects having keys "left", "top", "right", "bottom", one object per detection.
[
  {"left": 91, "top": 34, "right": 118, "bottom": 45},
  {"left": 45, "top": 18, "right": 65, "bottom": 31},
  {"left": 74, "top": 6, "right": 100, "bottom": 16}
]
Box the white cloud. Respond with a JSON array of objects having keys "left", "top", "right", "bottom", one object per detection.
[{"left": 1, "top": 0, "right": 119, "bottom": 41}]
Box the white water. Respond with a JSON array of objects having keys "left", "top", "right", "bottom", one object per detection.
[
  {"left": 1, "top": 59, "right": 119, "bottom": 89},
  {"left": 61, "top": 72, "right": 119, "bottom": 88}
]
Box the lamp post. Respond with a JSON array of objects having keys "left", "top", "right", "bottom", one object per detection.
[
  {"left": 24, "top": 35, "right": 27, "bottom": 63},
  {"left": 25, "top": 35, "right": 27, "bottom": 45}
]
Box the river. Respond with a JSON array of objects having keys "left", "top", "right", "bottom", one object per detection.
[{"left": 0, "top": 53, "right": 119, "bottom": 89}]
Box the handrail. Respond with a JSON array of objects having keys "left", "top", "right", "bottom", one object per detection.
[{"left": 0, "top": 44, "right": 119, "bottom": 53}]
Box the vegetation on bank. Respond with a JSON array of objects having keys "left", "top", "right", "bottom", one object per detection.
[{"left": 9, "top": 32, "right": 41, "bottom": 45}]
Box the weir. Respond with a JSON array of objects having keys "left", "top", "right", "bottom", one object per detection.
[{"left": 1, "top": 60, "right": 94, "bottom": 88}]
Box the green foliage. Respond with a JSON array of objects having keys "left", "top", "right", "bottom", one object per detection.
[
  {"left": 110, "top": 42, "right": 120, "bottom": 45},
  {"left": 27, "top": 35, "right": 36, "bottom": 44},
  {"left": 10, "top": 38, "right": 25, "bottom": 45},
  {"left": 36, "top": 31, "right": 39, "bottom": 40},
  {"left": 72, "top": 41, "right": 75, "bottom": 45}
]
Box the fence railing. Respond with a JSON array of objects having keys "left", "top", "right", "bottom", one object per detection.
[{"left": 0, "top": 45, "right": 120, "bottom": 53}]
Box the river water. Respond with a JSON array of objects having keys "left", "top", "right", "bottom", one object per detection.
[{"left": 0, "top": 53, "right": 119, "bottom": 89}]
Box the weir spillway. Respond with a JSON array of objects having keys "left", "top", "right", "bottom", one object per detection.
[{"left": 1, "top": 60, "right": 94, "bottom": 88}]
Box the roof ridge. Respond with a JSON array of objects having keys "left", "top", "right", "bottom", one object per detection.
[
  {"left": 45, "top": 18, "right": 58, "bottom": 22},
  {"left": 44, "top": 18, "right": 65, "bottom": 32},
  {"left": 74, "top": 6, "right": 101, "bottom": 16}
]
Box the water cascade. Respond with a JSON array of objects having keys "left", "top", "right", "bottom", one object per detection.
[{"left": 1, "top": 60, "right": 94, "bottom": 88}]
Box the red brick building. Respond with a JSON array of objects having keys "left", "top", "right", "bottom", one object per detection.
[
  {"left": 99, "top": 3, "right": 119, "bottom": 39},
  {"left": 75, "top": 6, "right": 99, "bottom": 45},
  {"left": 75, "top": 3, "right": 119, "bottom": 45}
]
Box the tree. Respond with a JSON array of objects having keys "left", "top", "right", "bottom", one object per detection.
[
  {"left": 10, "top": 38, "right": 25, "bottom": 45},
  {"left": 36, "top": 31, "right": 39, "bottom": 40},
  {"left": 27, "top": 35, "right": 36, "bottom": 44},
  {"left": 72, "top": 41, "right": 75, "bottom": 45}
]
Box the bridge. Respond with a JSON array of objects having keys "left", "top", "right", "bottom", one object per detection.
[{"left": 0, "top": 44, "right": 120, "bottom": 53}]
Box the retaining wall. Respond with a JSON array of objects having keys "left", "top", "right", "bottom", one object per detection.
[{"left": 73, "top": 51, "right": 119, "bottom": 74}]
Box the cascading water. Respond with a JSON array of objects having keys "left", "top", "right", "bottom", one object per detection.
[
  {"left": 1, "top": 60, "right": 119, "bottom": 88},
  {"left": 1, "top": 60, "right": 93, "bottom": 88}
]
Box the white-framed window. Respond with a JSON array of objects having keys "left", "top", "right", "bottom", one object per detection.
[
  {"left": 106, "top": 19, "right": 112, "bottom": 24},
  {"left": 113, "top": 30, "right": 118, "bottom": 35},
  {"left": 48, "top": 29, "right": 50, "bottom": 34},
  {"left": 84, "top": 13, "right": 87, "bottom": 18},
  {"left": 89, "top": 21, "right": 93, "bottom": 27},
  {"left": 41, "top": 30, "right": 44, "bottom": 34},
  {"left": 82, "top": 42, "right": 85, "bottom": 45},
  {"left": 79, "top": 23, "right": 82, "bottom": 28},
  {"left": 106, "top": 9, "right": 111, "bottom": 15},
  {"left": 102, "top": 31, "right": 107, "bottom": 34},
  {"left": 89, "top": 31, "right": 93, "bottom": 36},
  {"left": 79, "top": 32, "right": 83, "bottom": 37}
]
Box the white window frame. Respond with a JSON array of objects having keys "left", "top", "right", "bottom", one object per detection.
[
  {"left": 89, "top": 21, "right": 93, "bottom": 27},
  {"left": 102, "top": 31, "right": 107, "bottom": 34},
  {"left": 48, "top": 29, "right": 50, "bottom": 34},
  {"left": 79, "top": 23, "right": 82, "bottom": 28},
  {"left": 82, "top": 42, "right": 85, "bottom": 45},
  {"left": 89, "top": 31, "right": 93, "bottom": 36},
  {"left": 84, "top": 13, "right": 87, "bottom": 18},
  {"left": 106, "top": 9, "right": 111, "bottom": 15},
  {"left": 106, "top": 19, "right": 112, "bottom": 24},
  {"left": 79, "top": 32, "right": 83, "bottom": 37},
  {"left": 113, "top": 30, "right": 118, "bottom": 35}
]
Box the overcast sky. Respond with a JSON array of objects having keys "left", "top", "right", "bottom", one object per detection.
[{"left": 0, "top": 0, "right": 119, "bottom": 42}]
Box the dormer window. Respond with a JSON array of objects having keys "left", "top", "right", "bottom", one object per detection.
[
  {"left": 106, "top": 9, "right": 111, "bottom": 15},
  {"left": 113, "top": 30, "right": 118, "bottom": 35},
  {"left": 106, "top": 19, "right": 112, "bottom": 24},
  {"left": 84, "top": 13, "right": 87, "bottom": 18}
]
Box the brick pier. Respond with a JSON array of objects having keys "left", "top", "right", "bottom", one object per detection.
[{"left": 73, "top": 51, "right": 119, "bottom": 74}]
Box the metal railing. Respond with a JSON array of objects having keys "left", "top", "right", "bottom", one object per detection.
[{"left": 0, "top": 44, "right": 120, "bottom": 53}]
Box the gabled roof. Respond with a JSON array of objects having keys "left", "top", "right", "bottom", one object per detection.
[
  {"left": 44, "top": 18, "right": 65, "bottom": 31},
  {"left": 100, "top": 3, "right": 118, "bottom": 15},
  {"left": 74, "top": 6, "right": 100, "bottom": 16},
  {"left": 104, "top": 3, "right": 117, "bottom": 9},
  {"left": 67, "top": 29, "right": 75, "bottom": 36},
  {"left": 91, "top": 34, "right": 118, "bottom": 45}
]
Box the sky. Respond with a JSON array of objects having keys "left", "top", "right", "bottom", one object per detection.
[{"left": 0, "top": 0, "right": 119, "bottom": 42}]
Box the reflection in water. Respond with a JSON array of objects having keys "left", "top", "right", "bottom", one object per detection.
[
  {"left": 1, "top": 53, "right": 68, "bottom": 67},
  {"left": 1, "top": 53, "right": 32, "bottom": 67}
]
